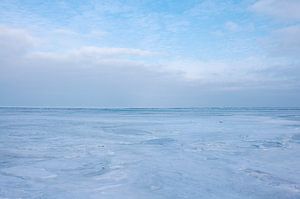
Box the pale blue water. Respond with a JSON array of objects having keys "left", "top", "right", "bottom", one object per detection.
[{"left": 0, "top": 107, "right": 300, "bottom": 199}]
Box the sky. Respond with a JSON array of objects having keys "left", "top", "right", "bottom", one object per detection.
[{"left": 0, "top": 0, "right": 299, "bottom": 107}]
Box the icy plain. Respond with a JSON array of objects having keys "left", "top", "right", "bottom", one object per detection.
[{"left": 0, "top": 107, "right": 300, "bottom": 199}]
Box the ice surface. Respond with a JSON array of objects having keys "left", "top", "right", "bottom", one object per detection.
[{"left": 0, "top": 107, "right": 300, "bottom": 199}]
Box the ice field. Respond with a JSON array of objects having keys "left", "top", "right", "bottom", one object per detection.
[{"left": 0, "top": 107, "right": 300, "bottom": 199}]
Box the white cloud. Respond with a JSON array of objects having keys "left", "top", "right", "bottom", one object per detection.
[
  {"left": 52, "top": 29, "right": 106, "bottom": 39},
  {"left": 251, "top": 0, "right": 300, "bottom": 21},
  {"left": 163, "top": 57, "right": 275, "bottom": 85},
  {"left": 27, "top": 46, "right": 156, "bottom": 69},
  {"left": 0, "top": 26, "right": 297, "bottom": 91},
  {"left": 262, "top": 25, "right": 300, "bottom": 58},
  {"left": 73, "top": 46, "right": 155, "bottom": 57},
  {"left": 224, "top": 21, "right": 240, "bottom": 32},
  {"left": 26, "top": 47, "right": 283, "bottom": 88},
  {"left": 0, "top": 26, "right": 38, "bottom": 58},
  {"left": 187, "top": 0, "right": 236, "bottom": 17},
  {"left": 0, "top": 26, "right": 155, "bottom": 66}
]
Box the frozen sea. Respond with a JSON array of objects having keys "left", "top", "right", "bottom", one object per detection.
[{"left": 0, "top": 107, "right": 300, "bottom": 199}]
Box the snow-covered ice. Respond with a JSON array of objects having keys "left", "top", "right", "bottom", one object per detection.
[{"left": 0, "top": 107, "right": 300, "bottom": 199}]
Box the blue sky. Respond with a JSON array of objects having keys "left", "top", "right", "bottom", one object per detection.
[{"left": 0, "top": 0, "right": 300, "bottom": 107}]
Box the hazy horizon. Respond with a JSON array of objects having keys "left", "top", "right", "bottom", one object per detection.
[{"left": 1, "top": 106, "right": 300, "bottom": 109}]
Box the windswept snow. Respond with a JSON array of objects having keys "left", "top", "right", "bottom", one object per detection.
[{"left": 0, "top": 108, "right": 300, "bottom": 199}]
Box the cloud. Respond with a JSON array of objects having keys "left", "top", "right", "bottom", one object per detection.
[
  {"left": 30, "top": 46, "right": 155, "bottom": 62},
  {"left": 224, "top": 21, "right": 240, "bottom": 32},
  {"left": 25, "top": 46, "right": 158, "bottom": 74},
  {"left": 251, "top": 0, "right": 300, "bottom": 21},
  {"left": 187, "top": 0, "right": 237, "bottom": 17},
  {"left": 1, "top": 25, "right": 299, "bottom": 107},
  {"left": 162, "top": 57, "right": 282, "bottom": 87},
  {"left": 52, "top": 28, "right": 106, "bottom": 39},
  {"left": 0, "top": 26, "right": 296, "bottom": 88},
  {"left": 0, "top": 26, "right": 37, "bottom": 59},
  {"left": 73, "top": 46, "right": 155, "bottom": 57},
  {"left": 0, "top": 26, "right": 156, "bottom": 70},
  {"left": 262, "top": 25, "right": 300, "bottom": 58},
  {"left": 25, "top": 47, "right": 286, "bottom": 89}
]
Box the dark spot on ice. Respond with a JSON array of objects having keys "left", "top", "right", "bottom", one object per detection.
[
  {"left": 262, "top": 141, "right": 283, "bottom": 148},
  {"left": 143, "top": 138, "right": 176, "bottom": 145},
  {"left": 249, "top": 140, "right": 285, "bottom": 149},
  {"left": 252, "top": 144, "right": 260, "bottom": 148},
  {"left": 83, "top": 163, "right": 108, "bottom": 177}
]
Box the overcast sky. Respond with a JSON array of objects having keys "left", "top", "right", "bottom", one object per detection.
[{"left": 0, "top": 0, "right": 300, "bottom": 107}]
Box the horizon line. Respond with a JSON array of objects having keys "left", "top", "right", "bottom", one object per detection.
[{"left": 1, "top": 106, "right": 300, "bottom": 109}]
